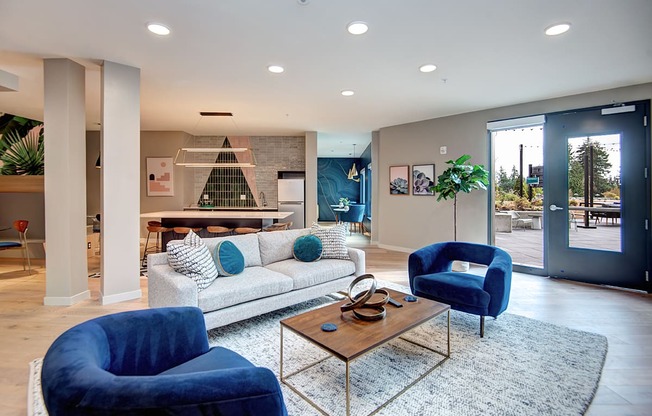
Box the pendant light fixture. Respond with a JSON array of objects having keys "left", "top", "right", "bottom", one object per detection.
[{"left": 347, "top": 144, "right": 360, "bottom": 182}]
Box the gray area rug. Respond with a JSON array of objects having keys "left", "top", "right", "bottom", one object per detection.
[
  {"left": 207, "top": 285, "right": 607, "bottom": 416},
  {"left": 29, "top": 284, "right": 607, "bottom": 416}
]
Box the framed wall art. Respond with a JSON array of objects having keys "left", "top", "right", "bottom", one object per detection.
[
  {"left": 389, "top": 165, "right": 409, "bottom": 195},
  {"left": 412, "top": 164, "right": 435, "bottom": 195},
  {"left": 146, "top": 157, "right": 174, "bottom": 196}
]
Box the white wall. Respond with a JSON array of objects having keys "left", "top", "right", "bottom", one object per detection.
[{"left": 377, "top": 83, "right": 652, "bottom": 252}]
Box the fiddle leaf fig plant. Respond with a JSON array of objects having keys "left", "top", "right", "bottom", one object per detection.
[{"left": 430, "top": 154, "right": 489, "bottom": 241}]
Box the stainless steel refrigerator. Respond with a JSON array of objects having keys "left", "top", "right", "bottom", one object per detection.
[{"left": 277, "top": 179, "right": 304, "bottom": 229}]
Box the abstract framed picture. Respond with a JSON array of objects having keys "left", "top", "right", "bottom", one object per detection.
[
  {"left": 389, "top": 165, "right": 409, "bottom": 195},
  {"left": 146, "top": 157, "right": 174, "bottom": 196},
  {"left": 412, "top": 164, "right": 435, "bottom": 195}
]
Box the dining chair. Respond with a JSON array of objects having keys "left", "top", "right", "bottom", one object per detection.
[
  {"left": 337, "top": 204, "right": 366, "bottom": 234},
  {"left": 0, "top": 220, "right": 31, "bottom": 273}
]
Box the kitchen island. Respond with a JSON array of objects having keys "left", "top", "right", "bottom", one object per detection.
[{"left": 141, "top": 210, "right": 293, "bottom": 248}]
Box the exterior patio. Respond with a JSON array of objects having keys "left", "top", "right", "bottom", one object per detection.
[{"left": 495, "top": 219, "right": 621, "bottom": 268}]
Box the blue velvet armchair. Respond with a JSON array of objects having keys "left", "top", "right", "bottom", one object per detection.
[
  {"left": 41, "top": 307, "right": 288, "bottom": 416},
  {"left": 408, "top": 242, "right": 512, "bottom": 337}
]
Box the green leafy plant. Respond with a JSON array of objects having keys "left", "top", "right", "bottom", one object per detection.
[
  {"left": 0, "top": 113, "right": 42, "bottom": 139},
  {"left": 430, "top": 154, "right": 489, "bottom": 240},
  {"left": 338, "top": 197, "right": 350, "bottom": 206},
  {"left": 0, "top": 127, "right": 45, "bottom": 175}
]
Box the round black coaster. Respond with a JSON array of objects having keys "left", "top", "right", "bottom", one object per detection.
[
  {"left": 404, "top": 295, "right": 418, "bottom": 302},
  {"left": 321, "top": 323, "right": 338, "bottom": 332}
]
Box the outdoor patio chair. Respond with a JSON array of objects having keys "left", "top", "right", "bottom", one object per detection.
[{"left": 509, "top": 211, "right": 533, "bottom": 230}]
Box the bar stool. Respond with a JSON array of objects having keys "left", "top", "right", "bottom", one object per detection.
[
  {"left": 172, "top": 226, "right": 203, "bottom": 240},
  {"left": 262, "top": 222, "right": 293, "bottom": 232},
  {"left": 206, "top": 226, "right": 233, "bottom": 237},
  {"left": 141, "top": 221, "right": 171, "bottom": 267},
  {"left": 234, "top": 227, "right": 261, "bottom": 235}
]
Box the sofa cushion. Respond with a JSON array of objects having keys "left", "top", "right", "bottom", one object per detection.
[
  {"left": 166, "top": 230, "right": 218, "bottom": 291},
  {"left": 203, "top": 234, "right": 262, "bottom": 267},
  {"left": 310, "top": 223, "right": 350, "bottom": 259},
  {"left": 265, "top": 258, "right": 356, "bottom": 290},
  {"left": 293, "top": 235, "right": 323, "bottom": 262},
  {"left": 213, "top": 240, "right": 245, "bottom": 276},
  {"left": 258, "top": 228, "right": 310, "bottom": 266},
  {"left": 197, "top": 266, "right": 293, "bottom": 313}
]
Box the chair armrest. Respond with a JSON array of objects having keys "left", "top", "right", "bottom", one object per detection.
[
  {"left": 483, "top": 250, "right": 513, "bottom": 317},
  {"left": 74, "top": 367, "right": 285, "bottom": 413},
  {"left": 347, "top": 247, "right": 366, "bottom": 276},
  {"left": 147, "top": 258, "right": 199, "bottom": 308}
]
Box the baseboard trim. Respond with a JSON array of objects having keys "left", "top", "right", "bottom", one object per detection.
[
  {"left": 100, "top": 289, "right": 142, "bottom": 305},
  {"left": 43, "top": 290, "right": 91, "bottom": 306},
  {"left": 377, "top": 243, "right": 413, "bottom": 253}
]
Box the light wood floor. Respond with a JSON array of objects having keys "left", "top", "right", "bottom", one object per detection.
[{"left": 1, "top": 238, "right": 650, "bottom": 416}]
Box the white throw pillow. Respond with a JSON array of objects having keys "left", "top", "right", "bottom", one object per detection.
[
  {"left": 310, "top": 223, "right": 350, "bottom": 260},
  {"left": 167, "top": 230, "right": 218, "bottom": 291}
]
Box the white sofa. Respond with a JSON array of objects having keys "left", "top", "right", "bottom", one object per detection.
[{"left": 147, "top": 228, "right": 365, "bottom": 330}]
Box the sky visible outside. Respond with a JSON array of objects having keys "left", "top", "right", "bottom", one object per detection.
[{"left": 493, "top": 128, "right": 621, "bottom": 179}]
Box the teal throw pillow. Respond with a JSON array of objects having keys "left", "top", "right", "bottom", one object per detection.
[
  {"left": 213, "top": 240, "right": 245, "bottom": 276},
  {"left": 293, "top": 235, "right": 323, "bottom": 262}
]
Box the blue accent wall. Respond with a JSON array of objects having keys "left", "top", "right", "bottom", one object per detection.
[{"left": 317, "top": 158, "right": 361, "bottom": 221}]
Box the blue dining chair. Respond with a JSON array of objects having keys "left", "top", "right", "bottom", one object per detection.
[
  {"left": 0, "top": 220, "right": 31, "bottom": 273},
  {"left": 337, "top": 204, "right": 366, "bottom": 234}
]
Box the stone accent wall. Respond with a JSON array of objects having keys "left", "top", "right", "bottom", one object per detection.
[{"left": 251, "top": 136, "right": 305, "bottom": 207}]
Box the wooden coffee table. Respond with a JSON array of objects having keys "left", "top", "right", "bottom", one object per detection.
[{"left": 280, "top": 288, "right": 450, "bottom": 416}]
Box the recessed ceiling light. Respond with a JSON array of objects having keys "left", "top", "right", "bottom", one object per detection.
[
  {"left": 419, "top": 64, "right": 437, "bottom": 73},
  {"left": 347, "top": 21, "right": 368, "bottom": 35},
  {"left": 147, "top": 23, "right": 170, "bottom": 36},
  {"left": 341, "top": 90, "right": 355, "bottom": 96},
  {"left": 267, "top": 65, "right": 285, "bottom": 74},
  {"left": 545, "top": 23, "right": 571, "bottom": 36}
]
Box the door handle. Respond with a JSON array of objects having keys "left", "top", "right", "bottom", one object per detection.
[{"left": 549, "top": 204, "right": 564, "bottom": 211}]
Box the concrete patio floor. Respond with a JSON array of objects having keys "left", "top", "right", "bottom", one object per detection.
[{"left": 495, "top": 221, "right": 622, "bottom": 268}]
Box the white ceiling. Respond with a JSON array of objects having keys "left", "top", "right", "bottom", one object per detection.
[{"left": 0, "top": 0, "right": 651, "bottom": 157}]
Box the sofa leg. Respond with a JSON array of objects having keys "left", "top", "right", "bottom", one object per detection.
[{"left": 480, "top": 316, "right": 485, "bottom": 338}]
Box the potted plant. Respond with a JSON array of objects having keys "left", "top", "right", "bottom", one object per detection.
[
  {"left": 430, "top": 154, "right": 489, "bottom": 241},
  {"left": 338, "top": 197, "right": 350, "bottom": 208}
]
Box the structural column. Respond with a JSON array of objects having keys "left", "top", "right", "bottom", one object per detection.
[
  {"left": 43, "top": 59, "right": 90, "bottom": 305},
  {"left": 100, "top": 61, "right": 141, "bottom": 304},
  {"left": 305, "top": 131, "right": 318, "bottom": 227},
  {"left": 370, "top": 130, "right": 380, "bottom": 245}
]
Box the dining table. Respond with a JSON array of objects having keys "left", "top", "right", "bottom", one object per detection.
[{"left": 329, "top": 205, "right": 349, "bottom": 223}]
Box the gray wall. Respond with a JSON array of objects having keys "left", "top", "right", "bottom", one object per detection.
[
  {"left": 377, "top": 82, "right": 652, "bottom": 252},
  {"left": 86, "top": 131, "right": 101, "bottom": 217}
]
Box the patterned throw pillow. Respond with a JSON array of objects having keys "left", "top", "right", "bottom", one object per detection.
[
  {"left": 310, "top": 223, "right": 350, "bottom": 259},
  {"left": 293, "top": 234, "right": 323, "bottom": 262},
  {"left": 213, "top": 240, "right": 245, "bottom": 276},
  {"left": 167, "top": 230, "right": 218, "bottom": 291}
]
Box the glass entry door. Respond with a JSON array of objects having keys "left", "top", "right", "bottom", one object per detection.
[{"left": 545, "top": 102, "right": 650, "bottom": 290}]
